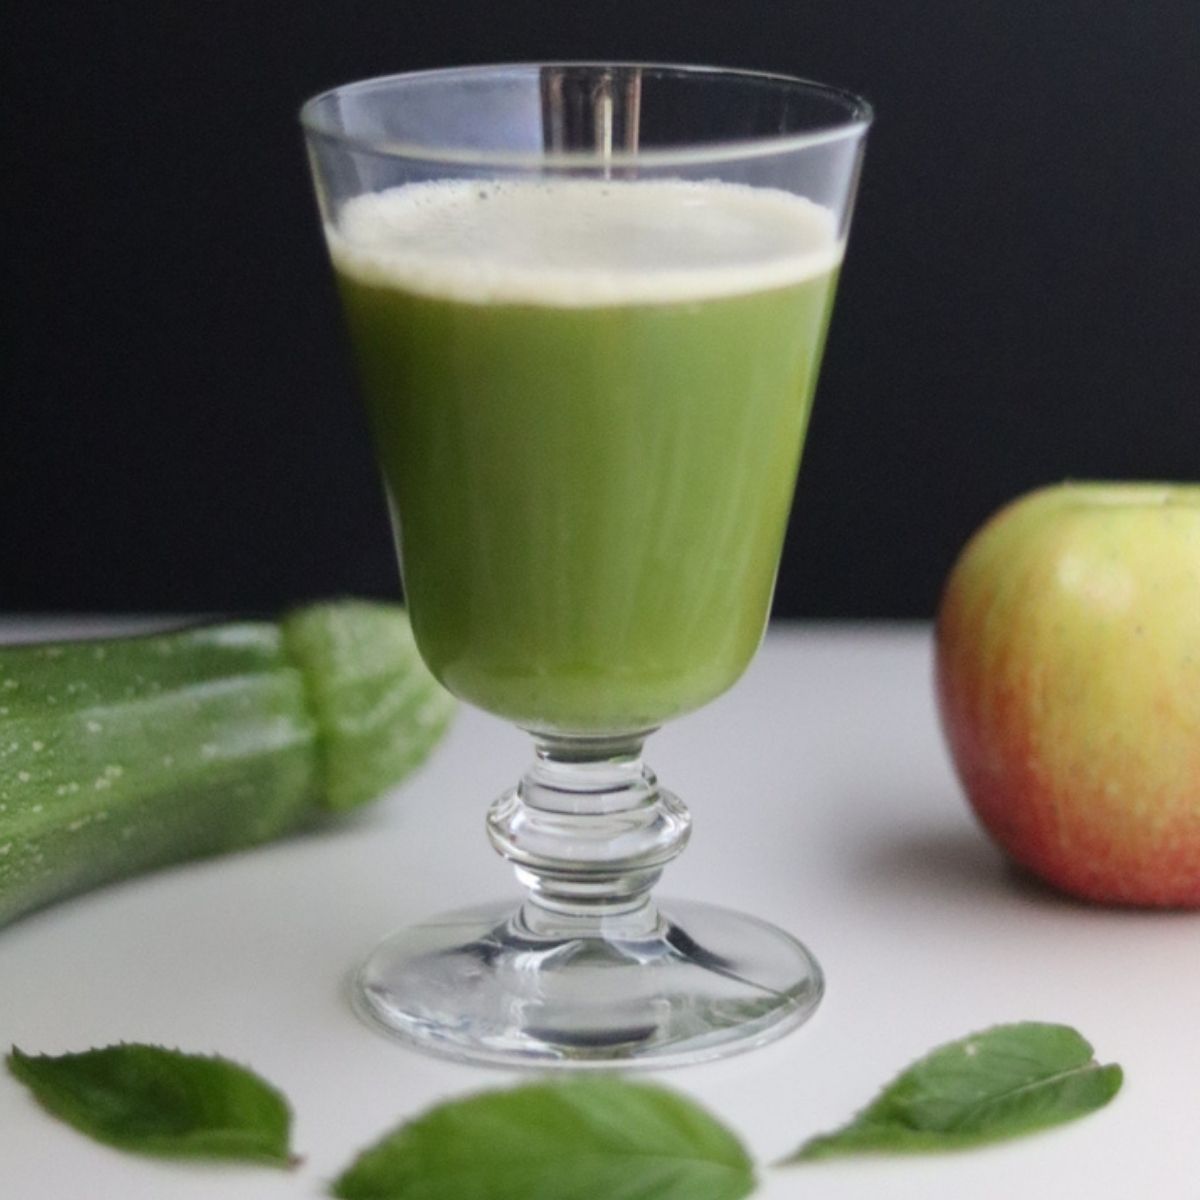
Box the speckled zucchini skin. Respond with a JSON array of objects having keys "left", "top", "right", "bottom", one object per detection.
[{"left": 0, "top": 601, "right": 453, "bottom": 926}]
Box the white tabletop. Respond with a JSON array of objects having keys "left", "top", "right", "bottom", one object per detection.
[{"left": 1, "top": 621, "right": 1196, "bottom": 1199}]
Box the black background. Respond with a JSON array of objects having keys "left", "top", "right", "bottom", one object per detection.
[{"left": 5, "top": 2, "right": 1198, "bottom": 617}]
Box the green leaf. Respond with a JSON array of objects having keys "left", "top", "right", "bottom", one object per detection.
[
  {"left": 331, "top": 1077, "right": 755, "bottom": 1200},
  {"left": 784, "top": 1022, "right": 1122, "bottom": 1161},
  {"left": 7, "top": 1043, "right": 295, "bottom": 1167}
]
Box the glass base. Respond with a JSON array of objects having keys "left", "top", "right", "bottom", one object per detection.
[{"left": 353, "top": 897, "right": 823, "bottom": 1068}]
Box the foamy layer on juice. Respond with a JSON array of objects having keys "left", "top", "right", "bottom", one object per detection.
[{"left": 327, "top": 178, "right": 842, "bottom": 307}]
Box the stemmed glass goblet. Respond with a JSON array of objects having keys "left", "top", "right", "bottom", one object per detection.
[{"left": 302, "top": 62, "right": 870, "bottom": 1067}]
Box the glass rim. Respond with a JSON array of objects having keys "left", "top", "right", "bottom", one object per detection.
[{"left": 299, "top": 61, "right": 873, "bottom": 170}]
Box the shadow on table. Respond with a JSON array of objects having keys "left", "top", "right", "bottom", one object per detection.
[
  {"left": 857, "top": 821, "right": 1096, "bottom": 911},
  {"left": 862, "top": 821, "right": 1200, "bottom": 922}
]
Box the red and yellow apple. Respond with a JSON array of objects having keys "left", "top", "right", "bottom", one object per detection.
[{"left": 936, "top": 482, "right": 1200, "bottom": 906}]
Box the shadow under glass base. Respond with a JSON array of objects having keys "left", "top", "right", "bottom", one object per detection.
[{"left": 353, "top": 897, "right": 823, "bottom": 1068}]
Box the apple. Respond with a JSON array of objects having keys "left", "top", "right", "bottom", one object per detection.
[{"left": 936, "top": 482, "right": 1200, "bottom": 906}]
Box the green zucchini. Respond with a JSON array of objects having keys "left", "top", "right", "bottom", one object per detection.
[{"left": 0, "top": 600, "right": 454, "bottom": 927}]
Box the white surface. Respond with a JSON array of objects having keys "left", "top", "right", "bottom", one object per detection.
[{"left": 1, "top": 621, "right": 1196, "bottom": 1199}]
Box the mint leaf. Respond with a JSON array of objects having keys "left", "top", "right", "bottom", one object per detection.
[
  {"left": 784, "top": 1022, "right": 1122, "bottom": 1161},
  {"left": 7, "top": 1044, "right": 295, "bottom": 1167},
  {"left": 332, "top": 1077, "right": 754, "bottom": 1200}
]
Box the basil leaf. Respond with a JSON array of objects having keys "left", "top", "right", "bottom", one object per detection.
[
  {"left": 784, "top": 1022, "right": 1122, "bottom": 1161},
  {"left": 7, "top": 1043, "right": 295, "bottom": 1167},
  {"left": 332, "top": 1077, "right": 754, "bottom": 1200}
]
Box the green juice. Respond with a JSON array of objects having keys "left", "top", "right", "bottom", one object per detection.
[{"left": 330, "top": 180, "right": 841, "bottom": 733}]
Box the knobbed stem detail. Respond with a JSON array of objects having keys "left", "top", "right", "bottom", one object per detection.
[
  {"left": 487, "top": 734, "right": 691, "bottom": 936},
  {"left": 357, "top": 727, "right": 822, "bottom": 1065}
]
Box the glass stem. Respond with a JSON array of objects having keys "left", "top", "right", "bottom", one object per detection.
[{"left": 486, "top": 733, "right": 691, "bottom": 939}]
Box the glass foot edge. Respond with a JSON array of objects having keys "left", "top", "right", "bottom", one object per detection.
[{"left": 350, "top": 897, "right": 824, "bottom": 1069}]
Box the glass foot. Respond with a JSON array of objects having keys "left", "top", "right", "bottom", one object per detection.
[{"left": 353, "top": 897, "right": 823, "bottom": 1068}]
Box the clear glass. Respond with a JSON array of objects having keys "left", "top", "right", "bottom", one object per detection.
[{"left": 302, "top": 63, "right": 870, "bottom": 1067}]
